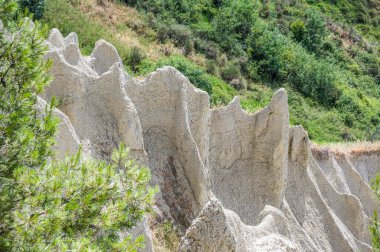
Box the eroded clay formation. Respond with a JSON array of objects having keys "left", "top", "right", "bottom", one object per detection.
[{"left": 42, "top": 29, "right": 380, "bottom": 251}]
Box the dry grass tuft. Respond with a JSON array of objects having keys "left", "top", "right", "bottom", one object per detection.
[
  {"left": 74, "top": 0, "right": 182, "bottom": 61},
  {"left": 150, "top": 219, "right": 181, "bottom": 252},
  {"left": 312, "top": 141, "right": 380, "bottom": 159}
]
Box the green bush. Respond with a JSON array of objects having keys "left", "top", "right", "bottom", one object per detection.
[
  {"left": 127, "top": 46, "right": 146, "bottom": 73},
  {"left": 156, "top": 23, "right": 194, "bottom": 55},
  {"left": 368, "top": 63, "right": 380, "bottom": 78},
  {"left": 157, "top": 24, "right": 192, "bottom": 47},
  {"left": 218, "top": 53, "right": 228, "bottom": 67},
  {"left": 212, "top": 0, "right": 257, "bottom": 56},
  {"left": 194, "top": 38, "right": 220, "bottom": 60},
  {"left": 123, "top": 0, "right": 138, "bottom": 6},
  {"left": 303, "top": 8, "right": 328, "bottom": 53},
  {"left": 205, "top": 59, "right": 218, "bottom": 76},
  {"left": 155, "top": 55, "right": 213, "bottom": 94},
  {"left": 183, "top": 38, "right": 194, "bottom": 56},
  {"left": 248, "top": 20, "right": 339, "bottom": 106},
  {"left": 247, "top": 22, "right": 287, "bottom": 82},
  {"left": 153, "top": 55, "right": 238, "bottom": 106},
  {"left": 3, "top": 145, "right": 156, "bottom": 251},
  {"left": 220, "top": 62, "right": 241, "bottom": 82},
  {"left": 290, "top": 19, "right": 305, "bottom": 42},
  {"left": 206, "top": 74, "right": 235, "bottom": 106},
  {"left": 18, "top": 0, "right": 45, "bottom": 19},
  {"left": 287, "top": 52, "right": 339, "bottom": 106}
]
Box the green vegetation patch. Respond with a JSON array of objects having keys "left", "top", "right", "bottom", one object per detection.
[{"left": 41, "top": 0, "right": 380, "bottom": 142}]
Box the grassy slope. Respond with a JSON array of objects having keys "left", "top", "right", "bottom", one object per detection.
[
  {"left": 277, "top": 0, "right": 380, "bottom": 142},
  {"left": 308, "top": 0, "right": 380, "bottom": 43},
  {"left": 42, "top": 0, "right": 270, "bottom": 116},
  {"left": 42, "top": 0, "right": 379, "bottom": 143}
]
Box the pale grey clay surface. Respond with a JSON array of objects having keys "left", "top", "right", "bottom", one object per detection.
[{"left": 42, "top": 29, "right": 380, "bottom": 252}]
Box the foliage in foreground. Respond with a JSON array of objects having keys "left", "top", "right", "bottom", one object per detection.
[
  {"left": 0, "top": 1, "right": 156, "bottom": 250},
  {"left": 2, "top": 145, "right": 156, "bottom": 251},
  {"left": 0, "top": 6, "right": 57, "bottom": 240}
]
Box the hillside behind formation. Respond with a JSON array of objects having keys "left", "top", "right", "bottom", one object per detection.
[
  {"left": 41, "top": 28, "right": 380, "bottom": 251},
  {"left": 41, "top": 0, "right": 380, "bottom": 143}
]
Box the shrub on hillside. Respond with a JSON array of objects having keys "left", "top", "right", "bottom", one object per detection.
[
  {"left": 229, "top": 77, "right": 247, "bottom": 90},
  {"left": 123, "top": 0, "right": 138, "bottom": 6},
  {"left": 183, "top": 38, "right": 194, "bottom": 56},
  {"left": 287, "top": 54, "right": 339, "bottom": 106},
  {"left": 157, "top": 24, "right": 192, "bottom": 48},
  {"left": 127, "top": 46, "right": 146, "bottom": 73},
  {"left": 218, "top": 53, "right": 228, "bottom": 68},
  {"left": 248, "top": 22, "right": 287, "bottom": 82},
  {"left": 220, "top": 62, "right": 241, "bottom": 82},
  {"left": 212, "top": 0, "right": 257, "bottom": 56},
  {"left": 205, "top": 60, "right": 219, "bottom": 76},
  {"left": 290, "top": 19, "right": 305, "bottom": 42},
  {"left": 303, "top": 9, "right": 328, "bottom": 53},
  {"left": 194, "top": 38, "right": 220, "bottom": 60},
  {"left": 18, "top": 0, "right": 45, "bottom": 19},
  {"left": 248, "top": 20, "right": 339, "bottom": 106},
  {"left": 155, "top": 55, "right": 212, "bottom": 95}
]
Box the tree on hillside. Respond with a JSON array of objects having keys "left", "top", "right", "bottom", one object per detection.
[
  {"left": 0, "top": 1, "right": 156, "bottom": 251},
  {"left": 18, "top": 0, "right": 45, "bottom": 19},
  {"left": 303, "top": 9, "right": 328, "bottom": 54},
  {"left": 289, "top": 9, "right": 328, "bottom": 55},
  {"left": 212, "top": 0, "right": 257, "bottom": 56},
  {"left": 290, "top": 19, "right": 305, "bottom": 43}
]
